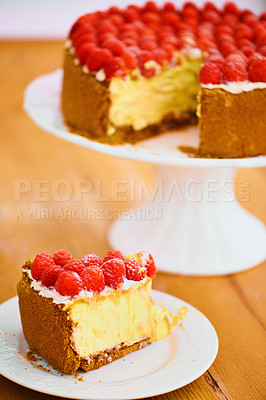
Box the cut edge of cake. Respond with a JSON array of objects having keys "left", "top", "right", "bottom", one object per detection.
[{"left": 62, "top": 47, "right": 199, "bottom": 145}]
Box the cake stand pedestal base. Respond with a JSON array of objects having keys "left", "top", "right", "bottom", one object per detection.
[{"left": 109, "top": 166, "right": 266, "bottom": 275}]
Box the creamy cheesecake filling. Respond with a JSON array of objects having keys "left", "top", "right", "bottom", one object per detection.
[
  {"left": 67, "top": 279, "right": 153, "bottom": 357},
  {"left": 108, "top": 56, "right": 202, "bottom": 133}
]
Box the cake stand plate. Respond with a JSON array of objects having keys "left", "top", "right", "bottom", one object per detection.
[{"left": 24, "top": 70, "right": 266, "bottom": 275}]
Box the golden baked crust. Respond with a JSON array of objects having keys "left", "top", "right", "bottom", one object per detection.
[
  {"left": 198, "top": 87, "right": 266, "bottom": 158},
  {"left": 18, "top": 272, "right": 80, "bottom": 374},
  {"left": 79, "top": 338, "right": 151, "bottom": 372},
  {"left": 62, "top": 49, "right": 111, "bottom": 141},
  {"left": 17, "top": 271, "right": 152, "bottom": 374},
  {"left": 61, "top": 49, "right": 196, "bottom": 145}
]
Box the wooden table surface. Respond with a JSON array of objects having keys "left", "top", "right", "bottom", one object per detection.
[{"left": 0, "top": 41, "right": 266, "bottom": 400}]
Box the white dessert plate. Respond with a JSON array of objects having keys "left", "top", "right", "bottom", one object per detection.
[
  {"left": 24, "top": 69, "right": 266, "bottom": 168},
  {"left": 0, "top": 291, "right": 218, "bottom": 400}
]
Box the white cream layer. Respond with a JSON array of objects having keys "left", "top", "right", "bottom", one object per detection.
[
  {"left": 25, "top": 270, "right": 148, "bottom": 305},
  {"left": 202, "top": 81, "right": 266, "bottom": 94}
]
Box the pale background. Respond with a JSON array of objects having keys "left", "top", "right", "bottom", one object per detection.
[{"left": 0, "top": 0, "right": 265, "bottom": 39}]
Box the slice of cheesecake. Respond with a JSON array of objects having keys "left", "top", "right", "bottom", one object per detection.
[{"left": 17, "top": 249, "right": 178, "bottom": 374}]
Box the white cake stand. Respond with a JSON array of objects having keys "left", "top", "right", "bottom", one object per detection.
[{"left": 24, "top": 70, "right": 266, "bottom": 275}]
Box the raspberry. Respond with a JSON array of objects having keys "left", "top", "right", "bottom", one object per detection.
[
  {"left": 222, "top": 56, "right": 248, "bottom": 82},
  {"left": 31, "top": 252, "right": 55, "bottom": 280},
  {"left": 80, "top": 13, "right": 101, "bottom": 26},
  {"left": 97, "top": 21, "right": 118, "bottom": 35},
  {"left": 163, "top": 3, "right": 175, "bottom": 12},
  {"left": 104, "top": 57, "right": 125, "bottom": 80},
  {"left": 137, "top": 251, "right": 157, "bottom": 278},
  {"left": 241, "top": 10, "right": 253, "bottom": 20},
  {"left": 161, "top": 43, "right": 176, "bottom": 58},
  {"left": 41, "top": 265, "right": 64, "bottom": 288},
  {"left": 85, "top": 48, "right": 112, "bottom": 72},
  {"left": 103, "top": 249, "right": 124, "bottom": 264},
  {"left": 127, "top": 45, "right": 142, "bottom": 57},
  {"left": 255, "top": 31, "right": 266, "bottom": 48},
  {"left": 242, "top": 13, "right": 258, "bottom": 27},
  {"left": 140, "top": 38, "right": 157, "bottom": 51},
  {"left": 55, "top": 271, "right": 83, "bottom": 297},
  {"left": 143, "top": 1, "right": 157, "bottom": 13},
  {"left": 183, "top": 2, "right": 198, "bottom": 10},
  {"left": 101, "top": 258, "right": 126, "bottom": 289},
  {"left": 108, "top": 6, "right": 120, "bottom": 14},
  {"left": 120, "top": 30, "right": 139, "bottom": 42},
  {"left": 226, "top": 52, "right": 247, "bottom": 66},
  {"left": 124, "top": 8, "right": 139, "bottom": 23},
  {"left": 220, "top": 42, "right": 237, "bottom": 57},
  {"left": 206, "top": 54, "right": 225, "bottom": 68},
  {"left": 203, "top": 10, "right": 221, "bottom": 24},
  {"left": 125, "top": 260, "right": 147, "bottom": 281},
  {"left": 182, "top": 8, "right": 198, "bottom": 20},
  {"left": 80, "top": 266, "right": 105, "bottom": 293},
  {"left": 71, "top": 25, "right": 94, "bottom": 42},
  {"left": 235, "top": 24, "right": 253, "bottom": 41},
  {"left": 153, "top": 48, "right": 169, "bottom": 64},
  {"left": 81, "top": 254, "right": 102, "bottom": 268},
  {"left": 158, "top": 29, "right": 175, "bottom": 42},
  {"left": 259, "top": 45, "right": 266, "bottom": 57},
  {"left": 241, "top": 46, "right": 255, "bottom": 58},
  {"left": 64, "top": 258, "right": 85, "bottom": 275},
  {"left": 248, "top": 54, "right": 266, "bottom": 82},
  {"left": 160, "top": 35, "right": 179, "bottom": 47},
  {"left": 98, "top": 32, "right": 113, "bottom": 45},
  {"left": 122, "top": 38, "right": 138, "bottom": 47},
  {"left": 221, "top": 13, "right": 238, "bottom": 28},
  {"left": 53, "top": 249, "right": 73, "bottom": 268},
  {"left": 108, "top": 14, "right": 124, "bottom": 28},
  {"left": 76, "top": 43, "right": 96, "bottom": 64},
  {"left": 73, "top": 33, "right": 97, "bottom": 49},
  {"left": 163, "top": 12, "right": 180, "bottom": 28},
  {"left": 103, "top": 38, "right": 125, "bottom": 56},
  {"left": 260, "top": 12, "right": 266, "bottom": 21},
  {"left": 236, "top": 37, "right": 252, "bottom": 48},
  {"left": 137, "top": 51, "right": 157, "bottom": 77},
  {"left": 69, "top": 20, "right": 81, "bottom": 37},
  {"left": 198, "top": 38, "right": 216, "bottom": 51},
  {"left": 208, "top": 48, "right": 222, "bottom": 56},
  {"left": 216, "top": 25, "right": 233, "bottom": 36},
  {"left": 184, "top": 17, "right": 199, "bottom": 28},
  {"left": 217, "top": 33, "right": 235, "bottom": 46},
  {"left": 224, "top": 2, "right": 240, "bottom": 15},
  {"left": 203, "top": 2, "right": 218, "bottom": 12},
  {"left": 199, "top": 62, "right": 222, "bottom": 84},
  {"left": 142, "top": 12, "right": 161, "bottom": 26},
  {"left": 123, "top": 51, "right": 137, "bottom": 70}
]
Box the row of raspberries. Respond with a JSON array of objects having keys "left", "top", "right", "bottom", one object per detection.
[
  {"left": 200, "top": 53, "right": 266, "bottom": 84},
  {"left": 24, "top": 249, "right": 157, "bottom": 297},
  {"left": 68, "top": 2, "right": 266, "bottom": 82}
]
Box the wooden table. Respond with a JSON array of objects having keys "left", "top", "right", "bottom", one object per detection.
[{"left": 0, "top": 41, "right": 265, "bottom": 400}]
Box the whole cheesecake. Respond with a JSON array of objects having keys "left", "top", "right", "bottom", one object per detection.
[
  {"left": 61, "top": 1, "right": 266, "bottom": 158},
  {"left": 17, "top": 249, "right": 179, "bottom": 374}
]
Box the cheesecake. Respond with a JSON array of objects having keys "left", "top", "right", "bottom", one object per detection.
[
  {"left": 17, "top": 249, "right": 179, "bottom": 374},
  {"left": 61, "top": 1, "right": 266, "bottom": 158}
]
